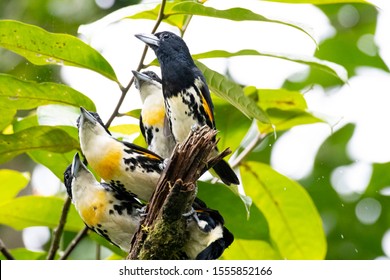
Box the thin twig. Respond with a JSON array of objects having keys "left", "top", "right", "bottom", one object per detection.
[
  {"left": 105, "top": 0, "right": 167, "bottom": 127},
  {"left": 60, "top": 226, "right": 89, "bottom": 260},
  {"left": 47, "top": 197, "right": 72, "bottom": 260},
  {"left": 230, "top": 131, "right": 268, "bottom": 169},
  {"left": 0, "top": 238, "right": 15, "bottom": 260}
]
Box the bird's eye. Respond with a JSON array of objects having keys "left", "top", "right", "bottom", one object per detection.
[{"left": 162, "top": 33, "right": 170, "bottom": 40}]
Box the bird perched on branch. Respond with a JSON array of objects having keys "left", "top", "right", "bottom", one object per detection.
[
  {"left": 77, "top": 107, "right": 164, "bottom": 201},
  {"left": 64, "top": 153, "right": 143, "bottom": 251},
  {"left": 132, "top": 70, "right": 175, "bottom": 159},
  {"left": 64, "top": 156, "right": 232, "bottom": 259},
  {"left": 135, "top": 31, "right": 239, "bottom": 186}
]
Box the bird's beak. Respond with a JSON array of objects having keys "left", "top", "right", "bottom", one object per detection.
[
  {"left": 132, "top": 70, "right": 153, "bottom": 88},
  {"left": 79, "top": 107, "right": 97, "bottom": 127},
  {"left": 71, "top": 153, "right": 82, "bottom": 178},
  {"left": 135, "top": 33, "right": 159, "bottom": 48}
]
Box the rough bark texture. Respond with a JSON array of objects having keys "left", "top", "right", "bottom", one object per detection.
[{"left": 127, "top": 125, "right": 230, "bottom": 260}]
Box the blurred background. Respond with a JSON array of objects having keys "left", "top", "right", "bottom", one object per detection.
[{"left": 1, "top": 0, "right": 389, "bottom": 259}]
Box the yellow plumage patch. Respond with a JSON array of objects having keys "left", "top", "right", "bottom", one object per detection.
[
  {"left": 201, "top": 95, "right": 214, "bottom": 123},
  {"left": 143, "top": 107, "right": 165, "bottom": 127},
  {"left": 91, "top": 148, "right": 122, "bottom": 180},
  {"left": 80, "top": 190, "right": 107, "bottom": 226}
]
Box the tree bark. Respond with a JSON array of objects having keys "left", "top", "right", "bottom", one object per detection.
[{"left": 127, "top": 125, "right": 230, "bottom": 260}]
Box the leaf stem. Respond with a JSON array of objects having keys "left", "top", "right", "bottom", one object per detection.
[
  {"left": 0, "top": 238, "right": 15, "bottom": 260},
  {"left": 105, "top": 0, "right": 167, "bottom": 128},
  {"left": 60, "top": 226, "right": 89, "bottom": 260},
  {"left": 47, "top": 196, "right": 72, "bottom": 260}
]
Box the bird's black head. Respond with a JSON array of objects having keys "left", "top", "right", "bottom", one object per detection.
[{"left": 135, "top": 31, "right": 194, "bottom": 69}]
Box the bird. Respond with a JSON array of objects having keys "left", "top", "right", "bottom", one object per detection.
[
  {"left": 132, "top": 70, "right": 176, "bottom": 159},
  {"left": 77, "top": 107, "right": 165, "bottom": 202},
  {"left": 64, "top": 153, "right": 143, "bottom": 251},
  {"left": 64, "top": 157, "right": 233, "bottom": 259},
  {"left": 184, "top": 198, "right": 234, "bottom": 260},
  {"left": 135, "top": 31, "right": 239, "bottom": 186}
]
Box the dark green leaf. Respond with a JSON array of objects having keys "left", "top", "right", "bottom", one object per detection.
[{"left": 0, "top": 20, "right": 118, "bottom": 83}]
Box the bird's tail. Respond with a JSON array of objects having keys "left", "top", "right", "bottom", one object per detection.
[{"left": 212, "top": 159, "right": 240, "bottom": 185}]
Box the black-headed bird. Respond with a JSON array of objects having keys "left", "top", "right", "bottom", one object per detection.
[
  {"left": 77, "top": 107, "right": 164, "bottom": 201},
  {"left": 132, "top": 70, "right": 176, "bottom": 159},
  {"left": 135, "top": 31, "right": 239, "bottom": 186},
  {"left": 64, "top": 153, "right": 143, "bottom": 251}
]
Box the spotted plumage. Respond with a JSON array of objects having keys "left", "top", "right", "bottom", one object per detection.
[
  {"left": 64, "top": 153, "right": 143, "bottom": 251},
  {"left": 135, "top": 31, "right": 239, "bottom": 186},
  {"left": 77, "top": 107, "right": 164, "bottom": 201},
  {"left": 133, "top": 70, "right": 175, "bottom": 159}
]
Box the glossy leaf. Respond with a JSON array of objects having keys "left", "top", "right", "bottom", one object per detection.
[
  {"left": 193, "top": 49, "right": 348, "bottom": 83},
  {"left": 0, "top": 126, "right": 79, "bottom": 164},
  {"left": 195, "top": 61, "right": 270, "bottom": 124},
  {"left": 0, "top": 20, "right": 118, "bottom": 83},
  {"left": 240, "top": 162, "right": 326, "bottom": 259},
  {"left": 168, "top": 2, "right": 315, "bottom": 43},
  {"left": 0, "top": 169, "right": 30, "bottom": 204},
  {"left": 255, "top": 88, "right": 324, "bottom": 133},
  {"left": 0, "top": 196, "right": 84, "bottom": 231}
]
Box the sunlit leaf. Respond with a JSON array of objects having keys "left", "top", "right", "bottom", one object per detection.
[
  {"left": 0, "top": 196, "right": 84, "bottom": 231},
  {"left": 193, "top": 49, "right": 348, "bottom": 83},
  {"left": 221, "top": 239, "right": 281, "bottom": 260},
  {"left": 195, "top": 61, "right": 270, "bottom": 124},
  {"left": 0, "top": 169, "right": 30, "bottom": 204},
  {"left": 0, "top": 20, "right": 118, "bottom": 83},
  {"left": 0, "top": 106, "right": 16, "bottom": 132},
  {"left": 241, "top": 162, "right": 326, "bottom": 259},
  {"left": 109, "top": 124, "right": 140, "bottom": 136},
  {"left": 167, "top": 2, "right": 315, "bottom": 43},
  {"left": 255, "top": 88, "right": 324, "bottom": 133},
  {"left": 121, "top": 109, "right": 141, "bottom": 120},
  {"left": 0, "top": 126, "right": 79, "bottom": 164},
  {"left": 261, "top": 0, "right": 373, "bottom": 4},
  {"left": 0, "top": 74, "right": 96, "bottom": 112}
]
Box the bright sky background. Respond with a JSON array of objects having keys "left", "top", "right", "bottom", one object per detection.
[{"left": 27, "top": 0, "right": 390, "bottom": 257}]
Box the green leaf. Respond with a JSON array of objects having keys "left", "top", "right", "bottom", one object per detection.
[
  {"left": 0, "top": 106, "right": 16, "bottom": 132},
  {"left": 365, "top": 162, "right": 390, "bottom": 196},
  {"left": 128, "top": 2, "right": 190, "bottom": 31},
  {"left": 0, "top": 196, "right": 84, "bottom": 231},
  {"left": 193, "top": 49, "right": 348, "bottom": 83},
  {"left": 28, "top": 150, "right": 75, "bottom": 180},
  {"left": 255, "top": 88, "right": 324, "bottom": 133},
  {"left": 261, "top": 0, "right": 373, "bottom": 4},
  {"left": 195, "top": 61, "right": 270, "bottom": 124},
  {"left": 240, "top": 162, "right": 326, "bottom": 259},
  {"left": 0, "top": 20, "right": 118, "bottom": 83},
  {"left": 109, "top": 124, "right": 140, "bottom": 136},
  {"left": 122, "top": 109, "right": 141, "bottom": 120},
  {"left": 0, "top": 74, "right": 96, "bottom": 112},
  {"left": 221, "top": 239, "right": 281, "bottom": 260},
  {"left": 167, "top": 2, "right": 315, "bottom": 43},
  {"left": 0, "top": 169, "right": 30, "bottom": 204},
  {"left": 0, "top": 126, "right": 79, "bottom": 164},
  {"left": 197, "top": 181, "right": 268, "bottom": 240},
  {"left": 0, "top": 248, "right": 46, "bottom": 260}
]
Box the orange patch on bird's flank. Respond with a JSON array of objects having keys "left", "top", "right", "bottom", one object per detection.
[
  {"left": 80, "top": 190, "right": 107, "bottom": 226},
  {"left": 91, "top": 148, "right": 122, "bottom": 180},
  {"left": 143, "top": 107, "right": 165, "bottom": 127},
  {"left": 202, "top": 95, "right": 214, "bottom": 122}
]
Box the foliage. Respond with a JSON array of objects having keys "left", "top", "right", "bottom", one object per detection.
[{"left": 0, "top": 0, "right": 387, "bottom": 260}]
